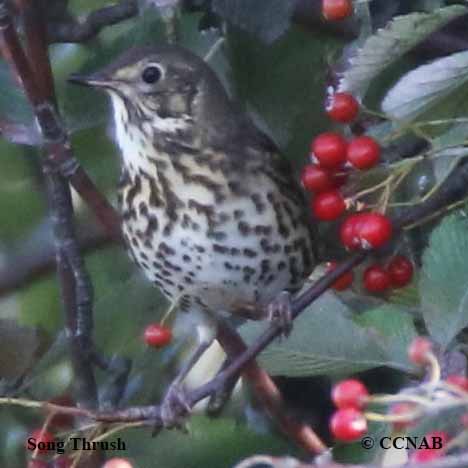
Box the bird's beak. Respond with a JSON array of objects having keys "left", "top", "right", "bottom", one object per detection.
[{"left": 68, "top": 72, "right": 114, "bottom": 89}]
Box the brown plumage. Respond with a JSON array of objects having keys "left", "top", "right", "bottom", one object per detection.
[{"left": 70, "top": 45, "right": 315, "bottom": 424}]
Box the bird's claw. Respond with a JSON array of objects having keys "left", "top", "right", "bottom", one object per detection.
[
  {"left": 156, "top": 382, "right": 191, "bottom": 431},
  {"left": 266, "top": 291, "right": 293, "bottom": 338}
]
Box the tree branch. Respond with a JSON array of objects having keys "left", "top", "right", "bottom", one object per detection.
[
  {"left": 0, "top": 3, "right": 121, "bottom": 241},
  {"left": 46, "top": 0, "right": 138, "bottom": 43},
  {"left": 0, "top": 3, "right": 107, "bottom": 464},
  {"left": 216, "top": 323, "right": 327, "bottom": 455}
]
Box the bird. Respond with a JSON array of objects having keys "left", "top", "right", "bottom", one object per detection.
[{"left": 69, "top": 45, "right": 315, "bottom": 426}]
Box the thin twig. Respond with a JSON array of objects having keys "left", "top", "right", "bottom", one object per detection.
[
  {"left": 46, "top": 0, "right": 138, "bottom": 43},
  {"left": 216, "top": 323, "right": 327, "bottom": 454}
]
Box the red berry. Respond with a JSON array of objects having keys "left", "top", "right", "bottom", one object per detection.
[
  {"left": 327, "top": 261, "right": 354, "bottom": 291},
  {"left": 446, "top": 374, "right": 468, "bottom": 392},
  {"left": 326, "top": 92, "right": 359, "bottom": 123},
  {"left": 301, "top": 164, "right": 336, "bottom": 193},
  {"left": 357, "top": 213, "right": 393, "bottom": 249},
  {"left": 312, "top": 190, "right": 346, "bottom": 221},
  {"left": 28, "top": 428, "right": 55, "bottom": 454},
  {"left": 346, "top": 136, "right": 381, "bottom": 170},
  {"left": 408, "top": 337, "right": 432, "bottom": 365},
  {"left": 339, "top": 214, "right": 363, "bottom": 250},
  {"left": 103, "top": 458, "right": 134, "bottom": 468},
  {"left": 388, "top": 255, "right": 413, "bottom": 288},
  {"left": 410, "top": 431, "right": 448, "bottom": 463},
  {"left": 410, "top": 448, "right": 442, "bottom": 463},
  {"left": 322, "top": 0, "right": 353, "bottom": 21},
  {"left": 363, "top": 265, "right": 391, "bottom": 293},
  {"left": 311, "top": 132, "right": 347, "bottom": 170},
  {"left": 332, "top": 379, "right": 369, "bottom": 409},
  {"left": 340, "top": 213, "right": 393, "bottom": 250},
  {"left": 330, "top": 408, "right": 367, "bottom": 442},
  {"left": 143, "top": 324, "right": 172, "bottom": 348}
]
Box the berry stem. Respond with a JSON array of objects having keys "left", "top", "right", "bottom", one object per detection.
[
  {"left": 369, "top": 393, "right": 433, "bottom": 407},
  {"left": 364, "top": 409, "right": 422, "bottom": 424},
  {"left": 427, "top": 352, "right": 442, "bottom": 386}
]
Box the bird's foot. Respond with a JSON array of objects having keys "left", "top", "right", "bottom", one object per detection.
[
  {"left": 157, "top": 382, "right": 191, "bottom": 431},
  {"left": 266, "top": 291, "right": 293, "bottom": 338}
]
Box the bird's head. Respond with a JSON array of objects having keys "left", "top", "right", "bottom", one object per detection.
[{"left": 69, "top": 45, "right": 231, "bottom": 136}]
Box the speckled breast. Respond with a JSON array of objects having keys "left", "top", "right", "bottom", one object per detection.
[{"left": 117, "top": 159, "right": 314, "bottom": 312}]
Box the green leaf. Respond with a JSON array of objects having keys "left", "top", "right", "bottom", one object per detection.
[
  {"left": 120, "top": 415, "right": 295, "bottom": 467},
  {"left": 432, "top": 123, "right": 468, "bottom": 150},
  {"left": 240, "top": 294, "right": 414, "bottom": 377},
  {"left": 420, "top": 214, "right": 468, "bottom": 347},
  {"left": 228, "top": 25, "right": 344, "bottom": 157},
  {"left": 354, "top": 306, "right": 417, "bottom": 369},
  {"left": 382, "top": 50, "right": 468, "bottom": 121},
  {"left": 431, "top": 147, "right": 468, "bottom": 187},
  {"left": 213, "top": 0, "right": 295, "bottom": 43},
  {"left": 339, "top": 6, "right": 466, "bottom": 97}
]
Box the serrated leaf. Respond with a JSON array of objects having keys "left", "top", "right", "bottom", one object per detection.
[
  {"left": 213, "top": 0, "right": 295, "bottom": 43},
  {"left": 339, "top": 6, "right": 466, "bottom": 97},
  {"left": 420, "top": 214, "right": 468, "bottom": 347},
  {"left": 382, "top": 49, "right": 468, "bottom": 122},
  {"left": 239, "top": 294, "right": 413, "bottom": 378}
]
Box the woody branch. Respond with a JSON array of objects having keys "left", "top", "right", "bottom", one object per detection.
[
  {"left": 0, "top": 0, "right": 326, "bottom": 455},
  {"left": 2, "top": 0, "right": 468, "bottom": 461}
]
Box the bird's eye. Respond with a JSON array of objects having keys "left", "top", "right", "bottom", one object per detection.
[{"left": 142, "top": 65, "right": 162, "bottom": 84}]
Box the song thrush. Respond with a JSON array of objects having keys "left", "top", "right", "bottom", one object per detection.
[{"left": 70, "top": 45, "right": 315, "bottom": 425}]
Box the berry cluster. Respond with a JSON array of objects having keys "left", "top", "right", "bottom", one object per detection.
[
  {"left": 363, "top": 255, "right": 413, "bottom": 293},
  {"left": 302, "top": 92, "right": 388, "bottom": 242},
  {"left": 329, "top": 337, "right": 468, "bottom": 463},
  {"left": 327, "top": 253, "right": 412, "bottom": 295},
  {"left": 304, "top": 131, "right": 382, "bottom": 223},
  {"left": 301, "top": 85, "right": 416, "bottom": 295}
]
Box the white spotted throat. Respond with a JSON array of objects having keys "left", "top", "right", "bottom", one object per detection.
[{"left": 70, "top": 45, "right": 315, "bottom": 425}]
